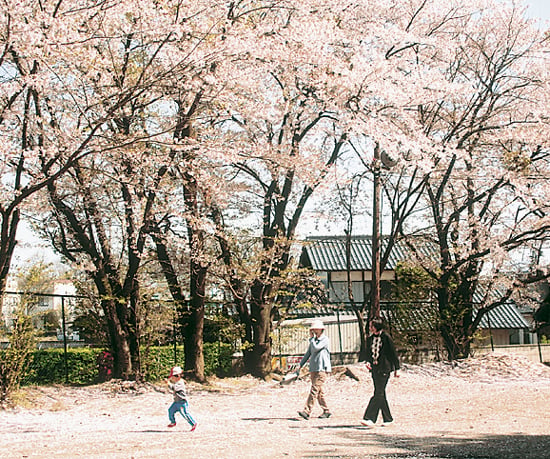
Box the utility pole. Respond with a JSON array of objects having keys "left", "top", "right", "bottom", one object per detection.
[{"left": 370, "top": 142, "right": 381, "bottom": 321}]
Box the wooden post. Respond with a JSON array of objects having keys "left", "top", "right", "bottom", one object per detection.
[{"left": 61, "top": 296, "right": 69, "bottom": 383}]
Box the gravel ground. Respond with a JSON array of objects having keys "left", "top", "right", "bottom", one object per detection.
[{"left": 1, "top": 354, "right": 550, "bottom": 459}]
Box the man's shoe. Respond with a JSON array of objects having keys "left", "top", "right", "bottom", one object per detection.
[
  {"left": 360, "top": 419, "right": 375, "bottom": 428},
  {"left": 298, "top": 411, "right": 310, "bottom": 420},
  {"left": 382, "top": 420, "right": 393, "bottom": 427},
  {"left": 190, "top": 423, "right": 197, "bottom": 432},
  {"left": 318, "top": 412, "right": 332, "bottom": 419},
  {"left": 167, "top": 422, "right": 176, "bottom": 428}
]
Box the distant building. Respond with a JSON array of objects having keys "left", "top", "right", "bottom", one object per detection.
[
  {"left": 293, "top": 236, "right": 531, "bottom": 347},
  {"left": 1, "top": 277, "right": 77, "bottom": 334}
]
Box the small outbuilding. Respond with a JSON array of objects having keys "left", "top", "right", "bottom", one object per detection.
[{"left": 273, "top": 236, "right": 533, "bottom": 367}]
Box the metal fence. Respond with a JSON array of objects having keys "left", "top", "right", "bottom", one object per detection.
[
  {"left": 1, "top": 290, "right": 90, "bottom": 382},
  {"left": 274, "top": 301, "right": 550, "bottom": 371},
  {"left": 1, "top": 292, "right": 239, "bottom": 382},
  {"left": 4, "top": 292, "right": 548, "bottom": 380}
]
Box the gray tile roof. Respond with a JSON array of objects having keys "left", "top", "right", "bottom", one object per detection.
[
  {"left": 286, "top": 302, "right": 528, "bottom": 330},
  {"left": 384, "top": 303, "right": 528, "bottom": 331},
  {"left": 383, "top": 304, "right": 437, "bottom": 332},
  {"left": 298, "top": 236, "right": 529, "bottom": 331},
  {"left": 301, "top": 236, "right": 435, "bottom": 271},
  {"left": 478, "top": 302, "right": 529, "bottom": 329}
]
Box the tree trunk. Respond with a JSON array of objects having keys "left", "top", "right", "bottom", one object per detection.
[
  {"left": 101, "top": 296, "right": 134, "bottom": 379},
  {"left": 127, "top": 286, "right": 142, "bottom": 382},
  {"left": 437, "top": 284, "right": 474, "bottom": 360},
  {"left": 439, "top": 322, "right": 471, "bottom": 360},
  {"left": 171, "top": 91, "right": 207, "bottom": 382},
  {"left": 0, "top": 208, "right": 20, "bottom": 316},
  {"left": 149, "top": 214, "right": 206, "bottom": 381},
  {"left": 182, "top": 259, "right": 206, "bottom": 382},
  {"left": 181, "top": 182, "right": 206, "bottom": 380},
  {"left": 357, "top": 312, "right": 368, "bottom": 361},
  {"left": 245, "top": 280, "right": 274, "bottom": 378}
]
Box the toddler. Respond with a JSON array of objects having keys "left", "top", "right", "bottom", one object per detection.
[{"left": 166, "top": 366, "right": 197, "bottom": 431}]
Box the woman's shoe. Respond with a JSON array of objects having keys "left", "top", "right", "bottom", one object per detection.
[{"left": 360, "top": 419, "right": 375, "bottom": 428}]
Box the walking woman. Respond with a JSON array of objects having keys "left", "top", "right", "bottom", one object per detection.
[
  {"left": 361, "top": 318, "right": 400, "bottom": 428},
  {"left": 296, "top": 319, "right": 332, "bottom": 420}
]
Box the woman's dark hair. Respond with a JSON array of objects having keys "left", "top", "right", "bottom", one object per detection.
[{"left": 371, "top": 318, "right": 384, "bottom": 332}]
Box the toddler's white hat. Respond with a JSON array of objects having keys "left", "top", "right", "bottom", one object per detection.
[{"left": 169, "top": 366, "right": 183, "bottom": 377}]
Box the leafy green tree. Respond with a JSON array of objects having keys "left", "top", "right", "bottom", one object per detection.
[
  {"left": 203, "top": 312, "right": 243, "bottom": 346},
  {"left": 391, "top": 262, "right": 442, "bottom": 357},
  {"left": 16, "top": 261, "right": 57, "bottom": 331},
  {"left": 42, "top": 310, "right": 61, "bottom": 335},
  {"left": 72, "top": 301, "right": 109, "bottom": 346},
  {"left": 0, "top": 309, "right": 35, "bottom": 404}
]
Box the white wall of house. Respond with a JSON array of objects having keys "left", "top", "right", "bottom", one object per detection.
[
  {"left": 476, "top": 328, "right": 535, "bottom": 347},
  {"left": 325, "top": 271, "right": 395, "bottom": 303},
  {"left": 1, "top": 278, "right": 77, "bottom": 330},
  {"left": 475, "top": 344, "right": 550, "bottom": 363},
  {"left": 273, "top": 315, "right": 535, "bottom": 368},
  {"left": 52, "top": 279, "right": 78, "bottom": 319},
  {"left": 273, "top": 315, "right": 361, "bottom": 357}
]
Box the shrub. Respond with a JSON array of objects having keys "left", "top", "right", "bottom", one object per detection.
[
  {"left": 0, "top": 312, "right": 35, "bottom": 404},
  {"left": 18, "top": 343, "right": 235, "bottom": 386},
  {"left": 141, "top": 345, "right": 184, "bottom": 381},
  {"left": 204, "top": 342, "right": 234, "bottom": 377},
  {"left": 24, "top": 348, "right": 99, "bottom": 385},
  {"left": 142, "top": 343, "right": 234, "bottom": 380}
]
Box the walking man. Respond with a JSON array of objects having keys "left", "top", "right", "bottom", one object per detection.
[
  {"left": 296, "top": 319, "right": 332, "bottom": 420},
  {"left": 361, "top": 318, "right": 400, "bottom": 428}
]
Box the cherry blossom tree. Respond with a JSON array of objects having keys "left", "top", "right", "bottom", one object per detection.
[
  {"left": 0, "top": 0, "right": 112, "bottom": 309},
  {"left": 16, "top": 0, "right": 230, "bottom": 379},
  {"left": 146, "top": 91, "right": 213, "bottom": 382},
  {"left": 143, "top": 1, "right": 299, "bottom": 380},
  {"left": 202, "top": 0, "right": 371, "bottom": 377},
  {"left": 295, "top": 0, "right": 550, "bottom": 361},
  {"left": 348, "top": 0, "right": 550, "bottom": 359}
]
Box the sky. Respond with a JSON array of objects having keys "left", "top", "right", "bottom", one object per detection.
[{"left": 523, "top": 0, "right": 550, "bottom": 21}]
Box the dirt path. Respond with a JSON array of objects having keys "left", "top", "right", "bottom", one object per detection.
[{"left": 1, "top": 354, "right": 550, "bottom": 459}]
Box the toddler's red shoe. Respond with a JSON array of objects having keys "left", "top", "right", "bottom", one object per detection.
[
  {"left": 167, "top": 423, "right": 176, "bottom": 428},
  {"left": 190, "top": 423, "right": 197, "bottom": 432}
]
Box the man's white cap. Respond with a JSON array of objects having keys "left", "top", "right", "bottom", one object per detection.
[{"left": 310, "top": 319, "right": 325, "bottom": 330}]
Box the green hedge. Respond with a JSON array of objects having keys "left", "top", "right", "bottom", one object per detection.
[
  {"left": 204, "top": 342, "right": 234, "bottom": 377},
  {"left": 142, "top": 343, "right": 234, "bottom": 380},
  {"left": 18, "top": 343, "right": 234, "bottom": 386},
  {"left": 23, "top": 348, "right": 99, "bottom": 385},
  {"left": 141, "top": 345, "right": 184, "bottom": 381}
]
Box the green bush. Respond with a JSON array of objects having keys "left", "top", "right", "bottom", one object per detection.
[
  {"left": 19, "top": 343, "right": 235, "bottom": 386},
  {"left": 204, "top": 342, "right": 234, "bottom": 377},
  {"left": 23, "top": 348, "right": 100, "bottom": 385},
  {"left": 143, "top": 343, "right": 234, "bottom": 380},
  {"left": 0, "top": 312, "right": 36, "bottom": 403},
  {"left": 141, "top": 345, "right": 184, "bottom": 381}
]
